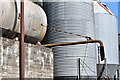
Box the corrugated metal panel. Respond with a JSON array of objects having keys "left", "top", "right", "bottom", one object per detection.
[
  {"left": 0, "top": 0, "right": 47, "bottom": 42},
  {"left": 44, "top": 2, "right": 96, "bottom": 77}
]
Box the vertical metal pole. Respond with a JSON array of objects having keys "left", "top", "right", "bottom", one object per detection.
[
  {"left": 104, "top": 58, "right": 107, "bottom": 77},
  {"left": 20, "top": 0, "right": 25, "bottom": 80},
  {"left": 77, "top": 58, "right": 81, "bottom": 80},
  {"left": 117, "top": 69, "right": 119, "bottom": 80},
  {"left": 98, "top": 47, "right": 101, "bottom": 75}
]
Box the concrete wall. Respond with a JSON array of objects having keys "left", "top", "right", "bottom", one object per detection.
[{"left": 0, "top": 37, "right": 53, "bottom": 79}]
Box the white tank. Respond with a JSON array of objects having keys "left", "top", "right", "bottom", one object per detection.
[
  {"left": 94, "top": 1, "right": 119, "bottom": 78},
  {"left": 0, "top": 0, "right": 47, "bottom": 42}
]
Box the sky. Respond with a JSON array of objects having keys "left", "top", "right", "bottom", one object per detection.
[{"left": 100, "top": 1, "right": 119, "bottom": 33}]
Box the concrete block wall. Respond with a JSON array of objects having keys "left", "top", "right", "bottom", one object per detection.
[{"left": 0, "top": 37, "right": 53, "bottom": 79}]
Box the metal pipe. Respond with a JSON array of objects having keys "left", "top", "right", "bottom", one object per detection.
[
  {"left": 97, "top": 2, "right": 112, "bottom": 15},
  {"left": 77, "top": 58, "right": 81, "bottom": 80},
  {"left": 104, "top": 58, "right": 107, "bottom": 78},
  {"left": 117, "top": 69, "right": 119, "bottom": 80},
  {"left": 98, "top": 47, "right": 101, "bottom": 76},
  {"left": 42, "top": 39, "right": 105, "bottom": 61},
  {"left": 42, "top": 40, "right": 105, "bottom": 79},
  {"left": 42, "top": 40, "right": 103, "bottom": 47},
  {"left": 19, "top": 0, "right": 25, "bottom": 80}
]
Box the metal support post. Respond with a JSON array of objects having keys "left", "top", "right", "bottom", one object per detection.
[{"left": 19, "top": 0, "right": 25, "bottom": 80}]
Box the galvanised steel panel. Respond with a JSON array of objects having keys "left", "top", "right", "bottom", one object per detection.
[
  {"left": 94, "top": 1, "right": 118, "bottom": 65},
  {"left": 44, "top": 1, "right": 97, "bottom": 77},
  {"left": 95, "top": 13, "right": 119, "bottom": 64}
]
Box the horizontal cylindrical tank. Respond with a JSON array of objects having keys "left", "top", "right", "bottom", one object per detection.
[
  {"left": 0, "top": 0, "right": 47, "bottom": 42},
  {"left": 94, "top": 1, "right": 119, "bottom": 78},
  {"left": 44, "top": 0, "right": 96, "bottom": 79}
]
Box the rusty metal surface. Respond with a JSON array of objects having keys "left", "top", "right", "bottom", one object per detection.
[
  {"left": 42, "top": 40, "right": 103, "bottom": 47},
  {"left": 97, "top": 2, "right": 112, "bottom": 15},
  {"left": 15, "top": 0, "right": 47, "bottom": 42},
  {"left": 20, "top": 0, "right": 25, "bottom": 80}
]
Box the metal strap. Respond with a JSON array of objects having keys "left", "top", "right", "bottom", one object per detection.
[{"left": 12, "top": 0, "right": 18, "bottom": 31}]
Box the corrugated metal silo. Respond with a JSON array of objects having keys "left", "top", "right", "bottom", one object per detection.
[
  {"left": 44, "top": 0, "right": 97, "bottom": 79},
  {"left": 94, "top": 1, "right": 119, "bottom": 78}
]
